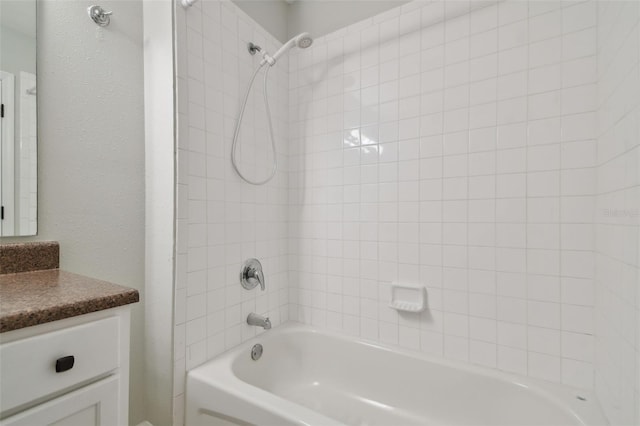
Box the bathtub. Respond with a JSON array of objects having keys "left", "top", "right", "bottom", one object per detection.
[{"left": 186, "top": 323, "right": 608, "bottom": 426}]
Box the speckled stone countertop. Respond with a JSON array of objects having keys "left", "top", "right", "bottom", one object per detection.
[
  {"left": 0, "top": 241, "right": 59, "bottom": 274},
  {"left": 0, "top": 270, "right": 139, "bottom": 333}
]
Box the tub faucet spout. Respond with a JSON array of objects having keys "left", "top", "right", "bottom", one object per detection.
[{"left": 247, "top": 313, "right": 271, "bottom": 329}]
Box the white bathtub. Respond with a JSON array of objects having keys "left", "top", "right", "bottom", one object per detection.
[{"left": 186, "top": 323, "right": 608, "bottom": 426}]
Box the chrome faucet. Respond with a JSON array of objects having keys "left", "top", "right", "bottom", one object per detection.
[
  {"left": 247, "top": 313, "right": 271, "bottom": 330},
  {"left": 240, "top": 259, "right": 265, "bottom": 291}
]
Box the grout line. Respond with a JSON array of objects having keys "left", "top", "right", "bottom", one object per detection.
[
  {"left": 465, "top": 6, "right": 472, "bottom": 365},
  {"left": 439, "top": 10, "right": 447, "bottom": 360}
]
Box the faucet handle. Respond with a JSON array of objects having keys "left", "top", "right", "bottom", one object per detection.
[
  {"left": 253, "top": 269, "right": 265, "bottom": 290},
  {"left": 246, "top": 266, "right": 265, "bottom": 291},
  {"left": 240, "top": 258, "right": 266, "bottom": 291}
]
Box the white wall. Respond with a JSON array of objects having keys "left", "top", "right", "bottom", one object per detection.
[
  {"left": 0, "top": 27, "right": 36, "bottom": 76},
  {"left": 229, "top": 0, "right": 412, "bottom": 43},
  {"left": 5, "top": 1, "right": 147, "bottom": 424},
  {"left": 173, "top": 1, "right": 290, "bottom": 424},
  {"left": 289, "top": 0, "right": 598, "bottom": 388},
  {"left": 0, "top": 0, "right": 36, "bottom": 77},
  {"left": 143, "top": 0, "right": 176, "bottom": 425},
  {"left": 230, "top": 0, "right": 289, "bottom": 43},
  {"left": 287, "top": 0, "right": 411, "bottom": 41},
  {"left": 595, "top": 1, "right": 640, "bottom": 424}
]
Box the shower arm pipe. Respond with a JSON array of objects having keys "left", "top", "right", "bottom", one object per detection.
[
  {"left": 181, "top": 0, "right": 197, "bottom": 8},
  {"left": 231, "top": 62, "right": 278, "bottom": 185}
]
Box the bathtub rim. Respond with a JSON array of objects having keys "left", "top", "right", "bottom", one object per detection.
[{"left": 186, "top": 321, "right": 609, "bottom": 426}]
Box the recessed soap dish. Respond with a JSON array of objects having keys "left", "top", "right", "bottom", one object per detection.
[{"left": 389, "top": 283, "right": 426, "bottom": 313}]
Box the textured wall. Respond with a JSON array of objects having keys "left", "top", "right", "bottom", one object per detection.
[
  {"left": 289, "top": 0, "right": 599, "bottom": 388},
  {"left": 7, "top": 1, "right": 147, "bottom": 424},
  {"left": 595, "top": 1, "right": 640, "bottom": 424}
]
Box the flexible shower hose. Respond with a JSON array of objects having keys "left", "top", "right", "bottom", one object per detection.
[{"left": 231, "top": 62, "right": 278, "bottom": 185}]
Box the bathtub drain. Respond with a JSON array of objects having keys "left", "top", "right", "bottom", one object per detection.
[{"left": 251, "top": 344, "right": 263, "bottom": 361}]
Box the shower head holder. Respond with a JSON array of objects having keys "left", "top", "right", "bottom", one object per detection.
[{"left": 247, "top": 42, "right": 262, "bottom": 56}]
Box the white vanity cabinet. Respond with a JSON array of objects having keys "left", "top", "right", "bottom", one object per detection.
[{"left": 0, "top": 307, "right": 131, "bottom": 426}]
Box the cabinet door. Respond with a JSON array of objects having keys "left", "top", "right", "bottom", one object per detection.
[{"left": 0, "top": 376, "right": 119, "bottom": 426}]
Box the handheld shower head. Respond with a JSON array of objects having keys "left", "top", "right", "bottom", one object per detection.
[
  {"left": 262, "top": 32, "right": 313, "bottom": 66},
  {"left": 295, "top": 32, "right": 313, "bottom": 49}
]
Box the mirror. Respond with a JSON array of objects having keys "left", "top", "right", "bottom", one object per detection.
[{"left": 0, "top": 0, "right": 37, "bottom": 236}]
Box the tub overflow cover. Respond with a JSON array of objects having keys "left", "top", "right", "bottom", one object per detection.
[{"left": 251, "top": 344, "right": 263, "bottom": 361}]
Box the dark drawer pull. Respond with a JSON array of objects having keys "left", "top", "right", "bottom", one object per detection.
[{"left": 55, "top": 356, "right": 75, "bottom": 373}]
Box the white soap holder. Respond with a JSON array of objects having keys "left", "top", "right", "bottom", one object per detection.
[{"left": 389, "top": 283, "right": 426, "bottom": 313}]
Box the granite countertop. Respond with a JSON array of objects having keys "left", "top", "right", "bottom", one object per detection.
[{"left": 0, "top": 269, "right": 139, "bottom": 333}]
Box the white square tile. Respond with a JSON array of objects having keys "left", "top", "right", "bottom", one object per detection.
[
  {"left": 562, "top": 1, "right": 597, "bottom": 33},
  {"left": 528, "top": 145, "right": 560, "bottom": 172},
  {"left": 562, "top": 168, "right": 595, "bottom": 196},
  {"left": 470, "top": 29, "right": 498, "bottom": 58},
  {"left": 444, "top": 335, "right": 469, "bottom": 362},
  {"left": 445, "top": 38, "right": 470, "bottom": 65},
  {"left": 561, "top": 277, "right": 594, "bottom": 307},
  {"left": 528, "top": 171, "right": 560, "bottom": 197},
  {"left": 498, "top": 321, "right": 527, "bottom": 349},
  {"left": 562, "top": 359, "right": 593, "bottom": 390},
  {"left": 529, "top": 37, "right": 562, "bottom": 69},
  {"left": 470, "top": 54, "right": 498, "bottom": 82},
  {"left": 529, "top": 64, "right": 562, "bottom": 94},
  {"left": 563, "top": 28, "right": 596, "bottom": 61},
  {"left": 528, "top": 225, "right": 560, "bottom": 250},
  {"left": 420, "top": 330, "right": 444, "bottom": 356},
  {"left": 499, "top": 21, "right": 528, "bottom": 50},
  {"left": 497, "top": 71, "right": 527, "bottom": 100},
  {"left": 562, "top": 85, "right": 596, "bottom": 115},
  {"left": 498, "top": 1, "right": 527, "bottom": 26},
  {"left": 528, "top": 300, "right": 561, "bottom": 329},
  {"left": 498, "top": 346, "right": 527, "bottom": 375},
  {"left": 562, "top": 305, "right": 593, "bottom": 334},
  {"left": 499, "top": 46, "right": 528, "bottom": 75},
  {"left": 563, "top": 57, "right": 597, "bottom": 88},
  {"left": 528, "top": 352, "right": 561, "bottom": 382},
  {"left": 497, "top": 148, "right": 526, "bottom": 174},
  {"left": 497, "top": 97, "right": 527, "bottom": 125},
  {"left": 562, "top": 331, "right": 594, "bottom": 362},
  {"left": 528, "top": 91, "right": 562, "bottom": 120},
  {"left": 528, "top": 326, "right": 561, "bottom": 356},
  {"left": 529, "top": 9, "right": 562, "bottom": 42},
  {"left": 470, "top": 340, "right": 497, "bottom": 368}
]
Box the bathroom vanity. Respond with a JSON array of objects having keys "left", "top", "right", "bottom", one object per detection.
[{"left": 0, "top": 242, "right": 139, "bottom": 426}]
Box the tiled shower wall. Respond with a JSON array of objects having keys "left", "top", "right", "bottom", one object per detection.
[
  {"left": 172, "top": 0, "right": 639, "bottom": 424},
  {"left": 173, "top": 1, "right": 290, "bottom": 423},
  {"left": 289, "top": 0, "right": 599, "bottom": 389},
  {"left": 595, "top": 1, "right": 640, "bottom": 424}
]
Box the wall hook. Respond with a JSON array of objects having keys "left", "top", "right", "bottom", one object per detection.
[{"left": 87, "top": 5, "right": 112, "bottom": 27}]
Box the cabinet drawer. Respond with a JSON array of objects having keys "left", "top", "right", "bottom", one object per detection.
[
  {"left": 0, "top": 317, "right": 119, "bottom": 413},
  {"left": 0, "top": 376, "right": 118, "bottom": 426}
]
